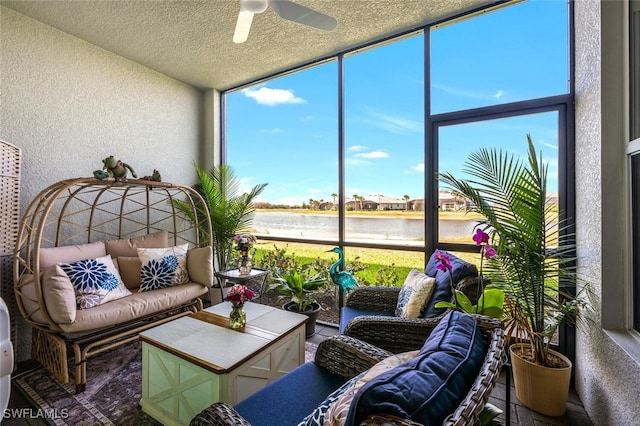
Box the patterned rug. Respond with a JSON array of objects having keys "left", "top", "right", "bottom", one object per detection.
[{"left": 13, "top": 339, "right": 319, "bottom": 426}]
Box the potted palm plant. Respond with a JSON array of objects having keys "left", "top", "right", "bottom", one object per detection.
[
  {"left": 173, "top": 165, "right": 267, "bottom": 300},
  {"left": 267, "top": 271, "right": 327, "bottom": 337},
  {"left": 439, "top": 135, "right": 589, "bottom": 416}
]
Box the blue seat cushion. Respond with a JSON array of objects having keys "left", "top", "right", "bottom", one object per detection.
[
  {"left": 234, "top": 362, "right": 346, "bottom": 426},
  {"left": 345, "top": 311, "right": 486, "bottom": 426},
  {"left": 339, "top": 306, "right": 395, "bottom": 334},
  {"left": 422, "top": 251, "right": 477, "bottom": 318}
]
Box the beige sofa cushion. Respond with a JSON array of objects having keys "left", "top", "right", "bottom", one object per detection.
[
  {"left": 117, "top": 246, "right": 213, "bottom": 289},
  {"left": 187, "top": 246, "right": 214, "bottom": 287},
  {"left": 58, "top": 282, "right": 207, "bottom": 334},
  {"left": 39, "top": 241, "right": 107, "bottom": 269},
  {"left": 41, "top": 265, "right": 77, "bottom": 324},
  {"left": 105, "top": 230, "right": 169, "bottom": 258}
]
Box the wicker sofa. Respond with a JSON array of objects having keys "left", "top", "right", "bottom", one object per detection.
[
  {"left": 340, "top": 251, "right": 480, "bottom": 353},
  {"left": 13, "top": 178, "right": 213, "bottom": 392},
  {"left": 191, "top": 312, "right": 505, "bottom": 426}
]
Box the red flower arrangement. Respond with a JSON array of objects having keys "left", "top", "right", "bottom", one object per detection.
[{"left": 225, "top": 284, "right": 255, "bottom": 306}]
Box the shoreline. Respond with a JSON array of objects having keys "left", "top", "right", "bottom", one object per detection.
[{"left": 256, "top": 209, "right": 482, "bottom": 221}]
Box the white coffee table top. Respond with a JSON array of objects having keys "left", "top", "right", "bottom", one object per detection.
[{"left": 139, "top": 302, "right": 307, "bottom": 373}]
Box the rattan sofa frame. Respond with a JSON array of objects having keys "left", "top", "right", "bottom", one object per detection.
[{"left": 13, "top": 177, "right": 212, "bottom": 392}]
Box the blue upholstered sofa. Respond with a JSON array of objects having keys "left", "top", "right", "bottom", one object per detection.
[
  {"left": 340, "top": 251, "right": 480, "bottom": 353},
  {"left": 190, "top": 311, "right": 504, "bottom": 426}
]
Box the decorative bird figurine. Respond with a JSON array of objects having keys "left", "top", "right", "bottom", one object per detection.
[{"left": 327, "top": 247, "right": 359, "bottom": 296}]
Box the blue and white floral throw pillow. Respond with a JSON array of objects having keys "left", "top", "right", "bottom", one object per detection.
[
  {"left": 137, "top": 244, "right": 189, "bottom": 292},
  {"left": 59, "top": 255, "right": 132, "bottom": 309}
]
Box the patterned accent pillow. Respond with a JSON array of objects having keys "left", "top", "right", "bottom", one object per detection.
[
  {"left": 59, "top": 255, "right": 132, "bottom": 309},
  {"left": 137, "top": 244, "right": 189, "bottom": 292},
  {"left": 323, "top": 351, "right": 419, "bottom": 426},
  {"left": 395, "top": 269, "right": 436, "bottom": 318}
]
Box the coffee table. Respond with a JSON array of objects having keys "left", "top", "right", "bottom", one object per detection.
[{"left": 139, "top": 302, "right": 307, "bottom": 426}]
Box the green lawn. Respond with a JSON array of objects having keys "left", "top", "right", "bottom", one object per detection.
[{"left": 252, "top": 241, "right": 479, "bottom": 286}]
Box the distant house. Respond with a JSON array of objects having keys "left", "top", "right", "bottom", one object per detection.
[
  {"left": 438, "top": 191, "right": 468, "bottom": 211},
  {"left": 366, "top": 193, "right": 406, "bottom": 211}
]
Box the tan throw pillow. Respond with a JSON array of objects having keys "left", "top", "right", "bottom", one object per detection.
[
  {"left": 323, "top": 351, "right": 419, "bottom": 426},
  {"left": 105, "top": 230, "right": 169, "bottom": 257},
  {"left": 116, "top": 256, "right": 143, "bottom": 289},
  {"left": 187, "top": 246, "right": 213, "bottom": 287},
  {"left": 59, "top": 255, "right": 132, "bottom": 309},
  {"left": 137, "top": 244, "right": 189, "bottom": 291},
  {"left": 395, "top": 269, "right": 436, "bottom": 319},
  {"left": 41, "top": 265, "right": 77, "bottom": 324}
]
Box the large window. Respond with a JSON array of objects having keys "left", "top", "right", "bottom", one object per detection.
[
  {"left": 430, "top": 0, "right": 569, "bottom": 115},
  {"left": 225, "top": 61, "right": 339, "bottom": 241},
  {"left": 343, "top": 35, "right": 425, "bottom": 247},
  {"left": 436, "top": 112, "right": 561, "bottom": 246},
  {"left": 224, "top": 0, "right": 572, "bottom": 326}
]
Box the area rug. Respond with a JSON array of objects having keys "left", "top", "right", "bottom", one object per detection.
[{"left": 13, "top": 340, "right": 320, "bottom": 426}]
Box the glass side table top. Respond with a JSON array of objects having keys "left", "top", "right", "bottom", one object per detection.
[{"left": 215, "top": 268, "right": 269, "bottom": 281}]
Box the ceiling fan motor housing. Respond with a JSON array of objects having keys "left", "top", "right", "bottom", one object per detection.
[{"left": 241, "top": 0, "right": 268, "bottom": 14}]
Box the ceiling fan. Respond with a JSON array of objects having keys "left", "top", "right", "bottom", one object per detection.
[{"left": 233, "top": 0, "right": 338, "bottom": 43}]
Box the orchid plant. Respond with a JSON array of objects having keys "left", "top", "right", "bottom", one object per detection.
[
  {"left": 434, "top": 230, "right": 505, "bottom": 319},
  {"left": 224, "top": 284, "right": 255, "bottom": 306}
]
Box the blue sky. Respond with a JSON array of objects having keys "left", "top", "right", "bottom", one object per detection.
[{"left": 226, "top": 0, "right": 568, "bottom": 205}]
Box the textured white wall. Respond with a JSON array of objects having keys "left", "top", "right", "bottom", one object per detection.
[
  {"left": 0, "top": 6, "right": 205, "bottom": 360},
  {"left": 574, "top": 1, "right": 639, "bottom": 424}
]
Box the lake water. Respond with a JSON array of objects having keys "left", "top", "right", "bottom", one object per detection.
[{"left": 252, "top": 211, "right": 479, "bottom": 244}]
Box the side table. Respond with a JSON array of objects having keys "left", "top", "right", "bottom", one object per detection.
[{"left": 214, "top": 268, "right": 270, "bottom": 302}]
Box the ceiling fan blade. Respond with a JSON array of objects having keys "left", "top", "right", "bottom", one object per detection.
[
  {"left": 269, "top": 0, "right": 338, "bottom": 32},
  {"left": 233, "top": 10, "right": 254, "bottom": 43}
]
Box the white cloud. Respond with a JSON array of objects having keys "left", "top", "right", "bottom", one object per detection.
[
  {"left": 354, "top": 151, "right": 389, "bottom": 159},
  {"left": 538, "top": 139, "right": 558, "bottom": 150},
  {"left": 365, "top": 111, "right": 422, "bottom": 134},
  {"left": 433, "top": 83, "right": 506, "bottom": 102},
  {"left": 404, "top": 163, "right": 424, "bottom": 174},
  {"left": 260, "top": 128, "right": 282, "bottom": 133},
  {"left": 242, "top": 87, "right": 306, "bottom": 106},
  {"left": 347, "top": 145, "right": 368, "bottom": 152},
  {"left": 432, "top": 82, "right": 486, "bottom": 99}
]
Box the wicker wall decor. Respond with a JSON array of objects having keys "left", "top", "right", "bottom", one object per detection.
[{"left": 0, "top": 140, "right": 21, "bottom": 361}]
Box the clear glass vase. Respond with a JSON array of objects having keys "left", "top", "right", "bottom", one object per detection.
[
  {"left": 238, "top": 252, "right": 252, "bottom": 275},
  {"left": 229, "top": 303, "right": 246, "bottom": 329}
]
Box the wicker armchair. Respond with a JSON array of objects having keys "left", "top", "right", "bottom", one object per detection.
[
  {"left": 342, "top": 276, "right": 484, "bottom": 353},
  {"left": 191, "top": 315, "right": 505, "bottom": 426}
]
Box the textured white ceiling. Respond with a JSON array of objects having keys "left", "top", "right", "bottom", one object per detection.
[{"left": 2, "top": 0, "right": 493, "bottom": 91}]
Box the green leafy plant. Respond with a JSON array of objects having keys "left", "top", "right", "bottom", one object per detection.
[
  {"left": 267, "top": 271, "right": 328, "bottom": 313},
  {"left": 173, "top": 164, "right": 267, "bottom": 273},
  {"left": 439, "top": 134, "right": 588, "bottom": 367}
]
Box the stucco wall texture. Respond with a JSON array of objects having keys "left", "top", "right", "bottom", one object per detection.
[
  {"left": 0, "top": 6, "right": 205, "bottom": 360},
  {"left": 574, "top": 1, "right": 638, "bottom": 425}
]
